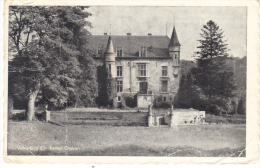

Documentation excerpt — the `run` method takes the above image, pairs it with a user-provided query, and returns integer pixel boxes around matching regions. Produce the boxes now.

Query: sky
[87,6,247,60]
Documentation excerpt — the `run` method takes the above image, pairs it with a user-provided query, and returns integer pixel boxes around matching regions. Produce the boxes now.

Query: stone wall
[115,58,179,95]
[148,108,206,127]
[51,111,149,126]
[166,111,205,126]
[137,94,153,108]
[115,58,179,108]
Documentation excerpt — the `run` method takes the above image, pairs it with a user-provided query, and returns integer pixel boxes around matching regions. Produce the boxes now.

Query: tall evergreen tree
[176,73,194,108]
[192,20,236,114]
[9,6,96,121]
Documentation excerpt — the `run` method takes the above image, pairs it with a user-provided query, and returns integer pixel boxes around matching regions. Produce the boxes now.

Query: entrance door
[139,82,148,94]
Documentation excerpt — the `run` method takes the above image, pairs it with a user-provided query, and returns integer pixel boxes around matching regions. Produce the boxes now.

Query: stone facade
[91,27,181,108]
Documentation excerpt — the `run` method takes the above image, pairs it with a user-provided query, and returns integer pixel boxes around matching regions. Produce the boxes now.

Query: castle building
[90,26,181,108]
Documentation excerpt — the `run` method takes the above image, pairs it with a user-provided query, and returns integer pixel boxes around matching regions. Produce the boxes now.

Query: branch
[25,26,32,46]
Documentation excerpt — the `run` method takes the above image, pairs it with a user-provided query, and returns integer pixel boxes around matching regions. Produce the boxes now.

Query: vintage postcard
[3,0,259,164]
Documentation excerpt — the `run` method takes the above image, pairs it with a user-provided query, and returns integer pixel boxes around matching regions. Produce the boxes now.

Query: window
[117,66,122,77]
[163,97,167,101]
[117,96,121,102]
[107,82,111,89]
[97,47,103,57]
[175,54,177,60]
[116,47,123,57]
[108,64,111,77]
[139,82,148,94]
[161,81,168,92]
[162,66,168,76]
[139,46,147,57]
[138,64,147,77]
[116,81,123,92]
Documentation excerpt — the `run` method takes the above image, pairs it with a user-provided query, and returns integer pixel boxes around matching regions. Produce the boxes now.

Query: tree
[192,20,236,114]
[175,72,207,110]
[237,93,246,115]
[176,73,194,108]
[9,6,96,121]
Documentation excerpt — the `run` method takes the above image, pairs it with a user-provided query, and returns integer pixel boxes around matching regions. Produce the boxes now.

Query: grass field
[7,121,246,156]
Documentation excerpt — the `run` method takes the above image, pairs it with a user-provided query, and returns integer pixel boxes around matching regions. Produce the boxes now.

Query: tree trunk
[26,91,38,121]
[26,82,40,121]
[8,97,14,119]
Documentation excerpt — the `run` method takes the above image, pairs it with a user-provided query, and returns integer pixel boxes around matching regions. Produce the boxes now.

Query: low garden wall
[50,111,148,126]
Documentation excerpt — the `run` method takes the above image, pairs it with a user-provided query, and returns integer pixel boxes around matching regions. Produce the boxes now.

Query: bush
[211,98,234,115]
[153,102,171,109]
[123,94,137,108]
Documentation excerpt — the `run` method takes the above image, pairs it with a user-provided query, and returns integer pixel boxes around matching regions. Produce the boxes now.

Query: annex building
[89,26,181,108]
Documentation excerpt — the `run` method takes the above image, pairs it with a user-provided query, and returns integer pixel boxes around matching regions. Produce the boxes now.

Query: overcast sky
[87,6,246,60]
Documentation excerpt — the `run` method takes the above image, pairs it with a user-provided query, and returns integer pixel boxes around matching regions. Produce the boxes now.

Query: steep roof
[168,27,181,46]
[88,35,170,57]
[105,36,115,54]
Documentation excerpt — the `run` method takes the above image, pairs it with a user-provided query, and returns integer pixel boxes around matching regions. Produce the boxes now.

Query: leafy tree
[192,20,236,114]
[9,6,96,121]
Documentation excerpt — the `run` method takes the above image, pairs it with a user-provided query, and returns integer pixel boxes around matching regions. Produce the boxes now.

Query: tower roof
[105,36,115,54]
[169,27,181,46]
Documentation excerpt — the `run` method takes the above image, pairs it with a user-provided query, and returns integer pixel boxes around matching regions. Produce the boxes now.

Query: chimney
[148,33,152,36]
[127,33,131,36]
[104,33,108,35]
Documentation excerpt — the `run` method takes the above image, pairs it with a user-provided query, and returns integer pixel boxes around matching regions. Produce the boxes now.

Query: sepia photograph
[4,2,257,163]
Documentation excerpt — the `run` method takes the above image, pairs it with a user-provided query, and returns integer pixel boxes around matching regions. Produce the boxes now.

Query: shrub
[123,94,137,108]
[153,102,171,109]
[211,98,234,115]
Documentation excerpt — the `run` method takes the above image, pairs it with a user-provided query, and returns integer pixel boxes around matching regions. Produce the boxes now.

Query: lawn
[7,121,246,156]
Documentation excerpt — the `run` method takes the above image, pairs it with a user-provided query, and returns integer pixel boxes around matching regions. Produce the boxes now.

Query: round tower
[168,27,181,65]
[104,36,117,107]
[105,36,116,77]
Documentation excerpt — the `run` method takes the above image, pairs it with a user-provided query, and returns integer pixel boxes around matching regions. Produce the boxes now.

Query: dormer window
[97,47,103,57]
[116,47,123,57]
[139,46,147,57]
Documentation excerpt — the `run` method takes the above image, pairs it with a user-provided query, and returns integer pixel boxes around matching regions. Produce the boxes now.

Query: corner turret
[168,27,181,63]
[104,36,117,107]
[105,36,116,62]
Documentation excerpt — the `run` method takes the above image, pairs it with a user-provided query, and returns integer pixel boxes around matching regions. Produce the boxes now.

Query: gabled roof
[169,27,181,46]
[88,35,170,57]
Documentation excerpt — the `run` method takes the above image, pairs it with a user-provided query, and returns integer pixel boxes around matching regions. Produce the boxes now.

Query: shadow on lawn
[8,145,245,157]
[10,112,45,122]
